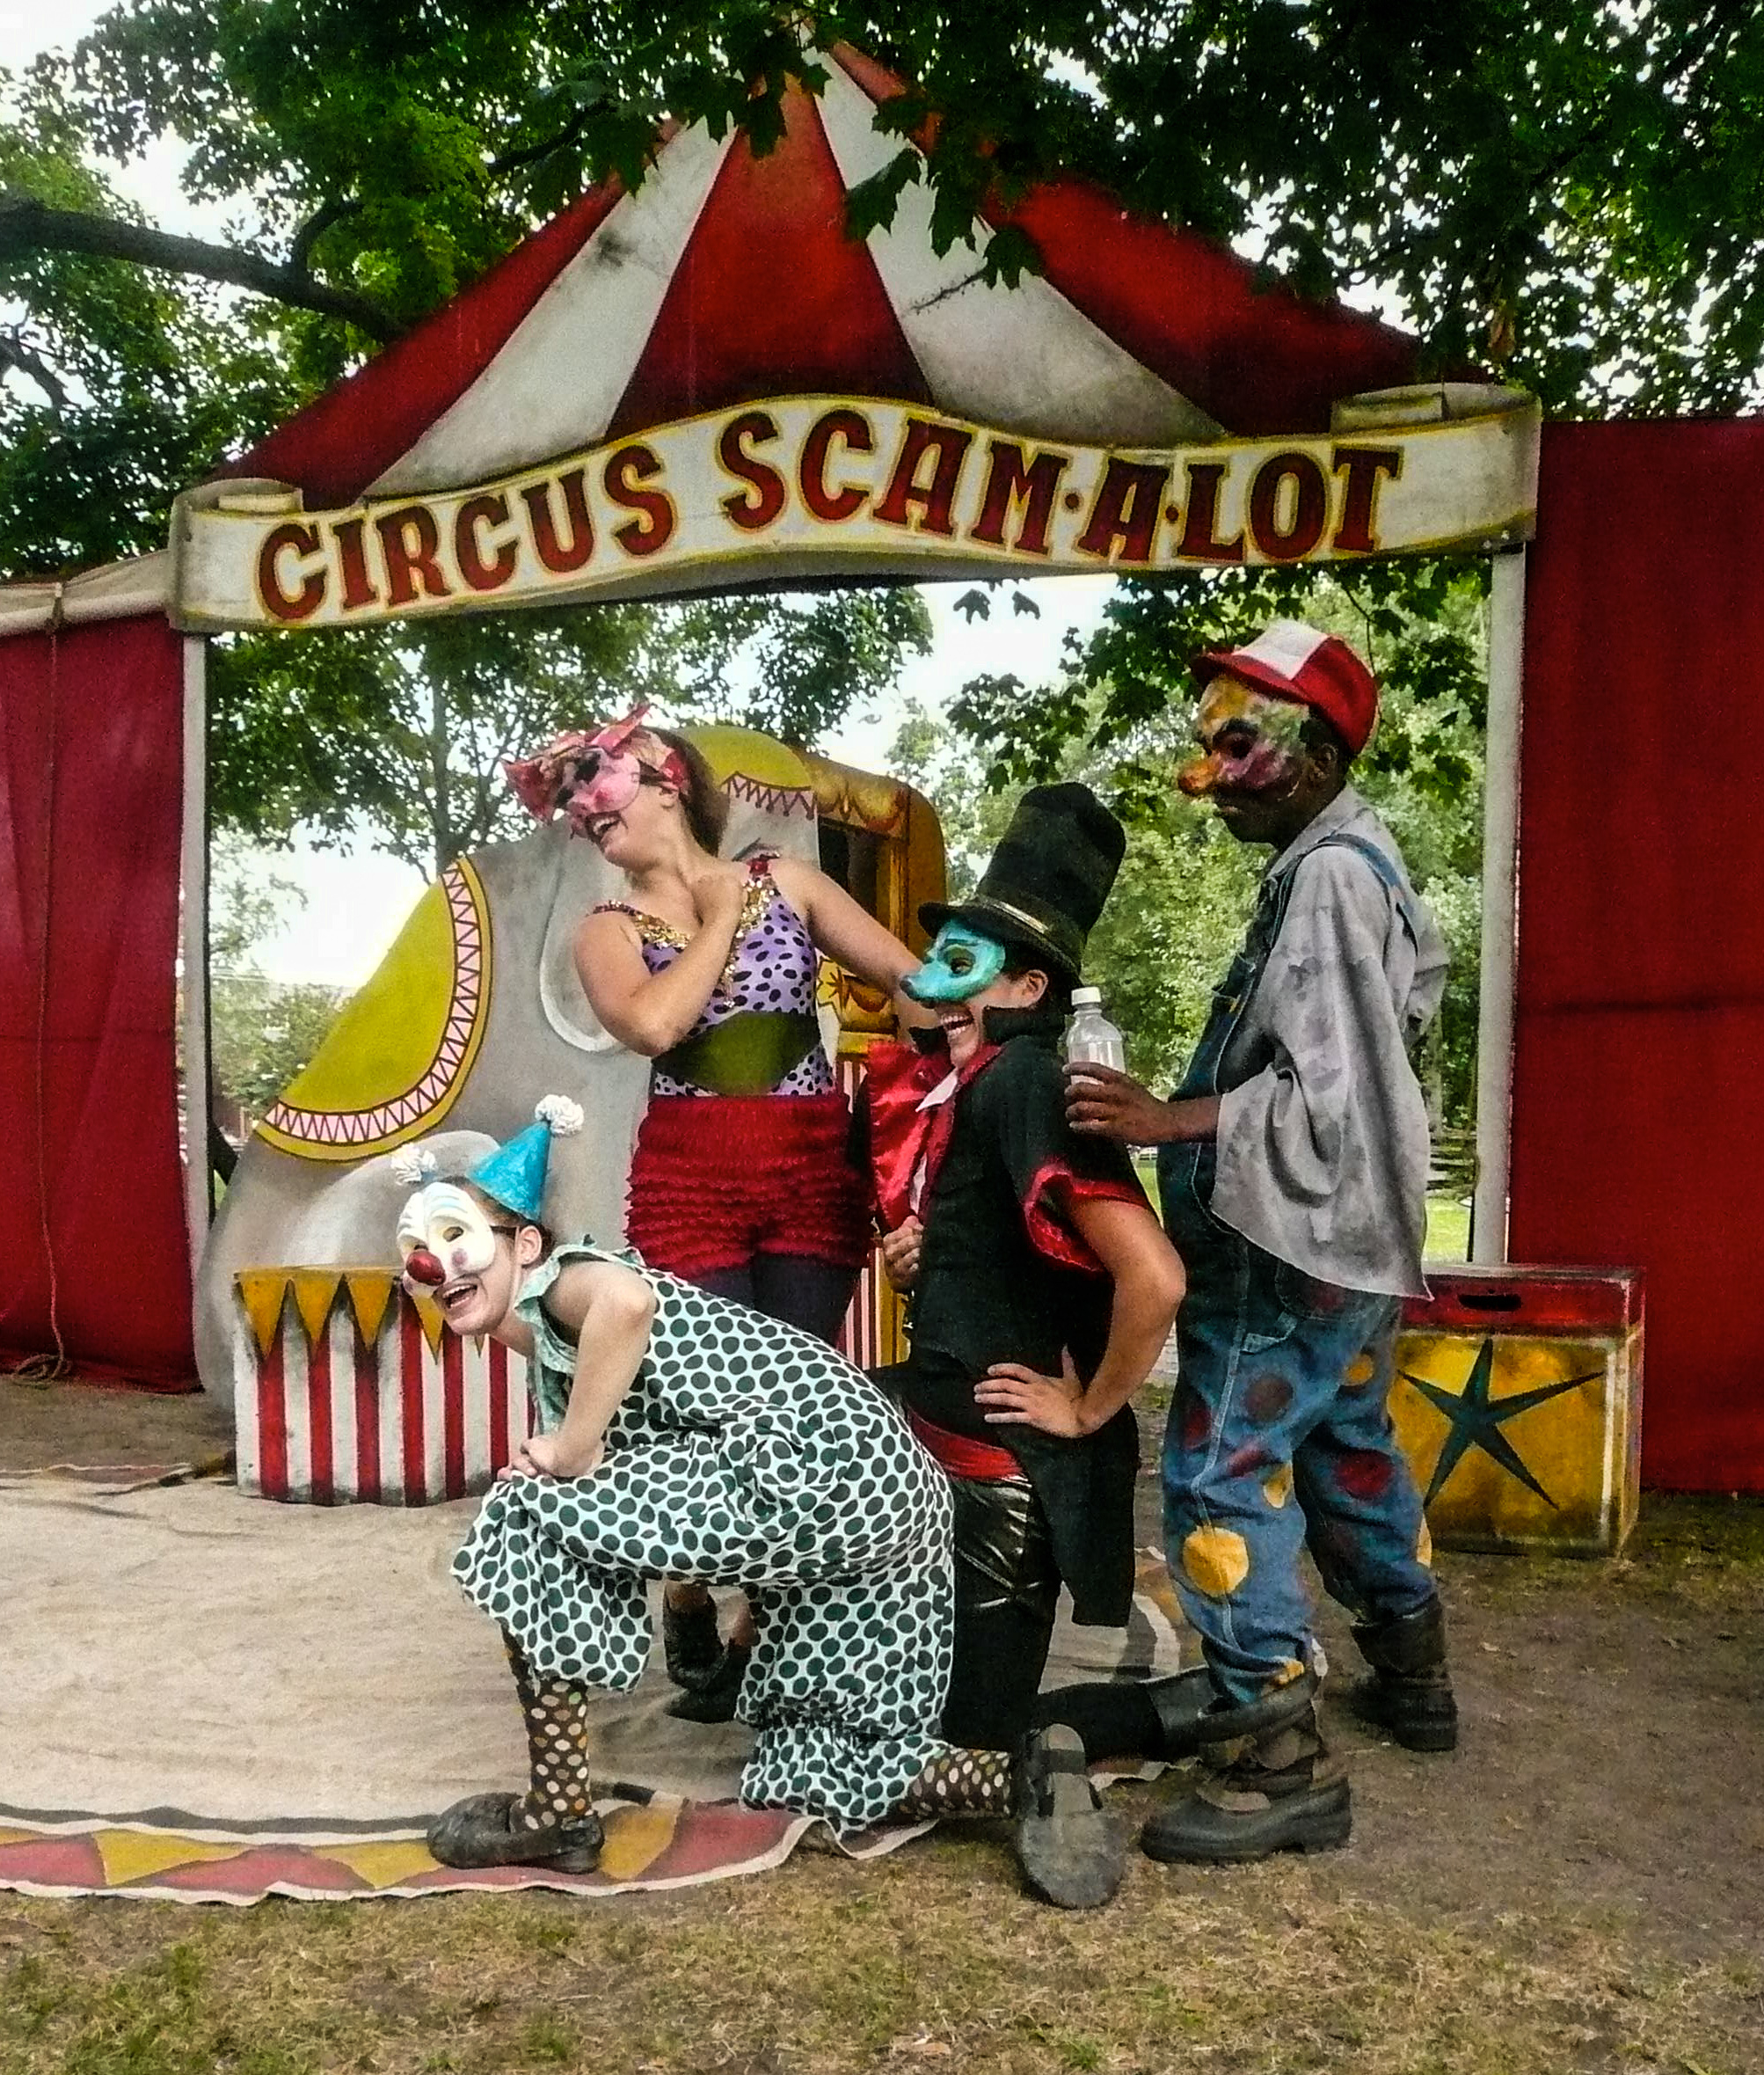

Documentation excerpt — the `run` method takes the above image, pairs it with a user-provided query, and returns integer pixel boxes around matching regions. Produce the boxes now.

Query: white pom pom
[389,1146,438,1185]
[535,1094,584,1138]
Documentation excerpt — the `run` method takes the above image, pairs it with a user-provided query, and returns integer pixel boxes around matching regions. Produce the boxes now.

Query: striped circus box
[234,1268,533,1504]
[1393,1265,1644,1557]
[834,1049,908,1373]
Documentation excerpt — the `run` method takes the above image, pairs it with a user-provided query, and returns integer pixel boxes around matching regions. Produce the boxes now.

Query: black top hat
[920,782,1126,983]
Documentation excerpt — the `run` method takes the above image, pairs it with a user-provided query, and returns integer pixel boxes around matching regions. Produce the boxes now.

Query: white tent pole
[1471,545,1527,1265]
[179,632,211,1275]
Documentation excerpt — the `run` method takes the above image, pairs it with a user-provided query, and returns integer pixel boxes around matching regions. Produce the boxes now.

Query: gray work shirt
[1210,786,1447,1299]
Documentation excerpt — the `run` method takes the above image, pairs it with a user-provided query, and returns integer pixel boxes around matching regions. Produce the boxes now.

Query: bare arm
[974,1196,1185,1440]
[514,1259,657,1480]
[1064,1062,1221,1146]
[769,855,935,1031]
[573,873,747,1056]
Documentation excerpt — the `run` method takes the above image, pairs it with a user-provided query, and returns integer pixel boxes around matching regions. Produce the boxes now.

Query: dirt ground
[4,1374,1761,2073]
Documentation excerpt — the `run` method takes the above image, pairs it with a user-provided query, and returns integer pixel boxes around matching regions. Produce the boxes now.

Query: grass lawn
[5,1496,1763,2075]
[1425,1194,1471,1261]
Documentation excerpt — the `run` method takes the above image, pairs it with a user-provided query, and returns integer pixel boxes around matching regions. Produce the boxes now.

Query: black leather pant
[939,1474,1063,1749]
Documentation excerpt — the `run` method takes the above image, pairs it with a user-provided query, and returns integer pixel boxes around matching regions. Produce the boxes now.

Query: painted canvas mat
[0,1801,923,1907]
[1,1481,1185,1905]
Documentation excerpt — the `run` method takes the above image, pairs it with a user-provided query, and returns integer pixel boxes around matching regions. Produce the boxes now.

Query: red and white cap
[1195,620,1380,756]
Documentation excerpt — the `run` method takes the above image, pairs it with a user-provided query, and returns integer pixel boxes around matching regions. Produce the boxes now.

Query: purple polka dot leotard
[595,858,834,1098]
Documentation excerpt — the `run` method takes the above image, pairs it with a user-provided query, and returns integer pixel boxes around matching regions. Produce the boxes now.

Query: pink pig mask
[505,705,690,837]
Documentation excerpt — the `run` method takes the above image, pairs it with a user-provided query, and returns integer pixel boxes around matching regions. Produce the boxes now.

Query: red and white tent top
[225,44,1447,510]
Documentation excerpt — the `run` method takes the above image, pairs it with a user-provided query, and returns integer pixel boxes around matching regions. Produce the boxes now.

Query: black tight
[940,1556,1057,1750]
[696,1254,859,1346]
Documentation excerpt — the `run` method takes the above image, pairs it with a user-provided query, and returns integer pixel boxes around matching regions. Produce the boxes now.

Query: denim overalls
[1156,835,1438,1704]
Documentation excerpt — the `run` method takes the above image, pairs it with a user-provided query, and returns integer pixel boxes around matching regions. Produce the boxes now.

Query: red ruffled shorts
[625,1092,871,1282]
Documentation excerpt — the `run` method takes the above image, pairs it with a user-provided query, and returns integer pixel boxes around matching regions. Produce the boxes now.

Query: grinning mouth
[438,1276,480,1317]
[587,811,622,846]
[938,1005,978,1048]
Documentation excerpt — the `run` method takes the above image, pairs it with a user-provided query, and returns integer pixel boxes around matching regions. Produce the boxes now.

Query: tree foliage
[211,588,929,874]
[902,562,1489,1129]
[18,0,1760,424]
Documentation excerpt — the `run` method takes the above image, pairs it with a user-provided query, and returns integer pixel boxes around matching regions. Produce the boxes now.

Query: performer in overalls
[1065,621,1458,1865]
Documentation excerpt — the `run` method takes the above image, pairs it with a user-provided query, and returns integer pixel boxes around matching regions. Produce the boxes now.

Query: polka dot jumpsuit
[453,1243,962,1833]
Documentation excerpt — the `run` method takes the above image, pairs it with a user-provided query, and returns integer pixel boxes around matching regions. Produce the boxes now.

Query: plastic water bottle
[1065,987,1126,1073]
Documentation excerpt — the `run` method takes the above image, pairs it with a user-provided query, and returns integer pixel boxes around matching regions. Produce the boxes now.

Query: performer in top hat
[1064,619,1457,1867]
[866,784,1190,1775]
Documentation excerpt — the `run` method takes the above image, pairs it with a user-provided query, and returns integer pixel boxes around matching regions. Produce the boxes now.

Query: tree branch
[0,192,405,341]
[288,194,364,275]
[0,326,68,412]
[486,110,587,179]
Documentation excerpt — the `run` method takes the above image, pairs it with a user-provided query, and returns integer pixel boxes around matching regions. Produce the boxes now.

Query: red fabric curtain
[0,613,196,1385]
[1509,420,1764,1490]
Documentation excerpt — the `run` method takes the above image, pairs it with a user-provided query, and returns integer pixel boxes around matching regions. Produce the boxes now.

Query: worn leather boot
[1348,1597,1459,1752]
[426,1792,604,1874]
[1141,1682,1351,1866]
[1011,1726,1127,1910]
[662,1592,724,1691]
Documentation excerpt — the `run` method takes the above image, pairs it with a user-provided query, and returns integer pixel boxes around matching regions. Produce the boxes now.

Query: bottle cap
[1070,985,1102,1007]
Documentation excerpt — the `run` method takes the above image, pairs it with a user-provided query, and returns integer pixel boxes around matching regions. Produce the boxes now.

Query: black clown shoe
[1011,1726,1127,1910]
[426,1792,604,1874]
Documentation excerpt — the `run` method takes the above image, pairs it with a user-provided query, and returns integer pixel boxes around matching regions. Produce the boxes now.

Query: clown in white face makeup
[396,1176,535,1337]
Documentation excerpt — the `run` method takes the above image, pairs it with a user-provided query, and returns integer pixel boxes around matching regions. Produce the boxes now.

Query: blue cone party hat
[468,1096,583,1221]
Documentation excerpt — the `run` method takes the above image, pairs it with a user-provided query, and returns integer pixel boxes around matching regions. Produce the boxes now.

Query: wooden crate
[1393,1266,1643,1556]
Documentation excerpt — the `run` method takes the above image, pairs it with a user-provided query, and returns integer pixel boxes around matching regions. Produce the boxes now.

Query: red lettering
[256,522,326,622]
[1075,458,1170,564]
[799,409,874,522]
[872,419,973,537]
[375,505,452,608]
[1177,463,1245,563]
[521,471,595,574]
[1332,446,1403,553]
[604,446,675,559]
[332,517,380,612]
[1247,452,1329,561]
[718,411,787,532]
[455,493,519,592]
[967,442,1068,557]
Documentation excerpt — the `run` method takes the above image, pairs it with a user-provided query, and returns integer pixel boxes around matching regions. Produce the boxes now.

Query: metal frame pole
[1470,546,1527,1264]
[179,632,211,1275]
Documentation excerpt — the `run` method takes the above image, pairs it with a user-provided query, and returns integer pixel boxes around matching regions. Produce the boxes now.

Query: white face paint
[397,1180,501,1284]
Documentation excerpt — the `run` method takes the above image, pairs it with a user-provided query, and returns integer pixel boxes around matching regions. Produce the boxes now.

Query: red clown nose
[405,1248,446,1287]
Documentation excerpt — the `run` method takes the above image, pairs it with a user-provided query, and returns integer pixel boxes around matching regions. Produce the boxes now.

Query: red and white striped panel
[234,1279,534,1505]
[835,1053,902,1373]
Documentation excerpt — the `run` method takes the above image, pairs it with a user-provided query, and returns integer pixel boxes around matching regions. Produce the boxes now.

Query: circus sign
[171,391,1540,632]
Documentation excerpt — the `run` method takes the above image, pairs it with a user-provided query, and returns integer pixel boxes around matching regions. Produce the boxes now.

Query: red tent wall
[1508,420,1764,1490]
[0,614,195,1384]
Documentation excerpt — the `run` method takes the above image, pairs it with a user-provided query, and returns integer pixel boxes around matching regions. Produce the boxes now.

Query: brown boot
[1141,1682,1351,1866]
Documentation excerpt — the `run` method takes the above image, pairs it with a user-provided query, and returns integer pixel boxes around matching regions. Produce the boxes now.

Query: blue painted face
[903,922,1009,1005]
